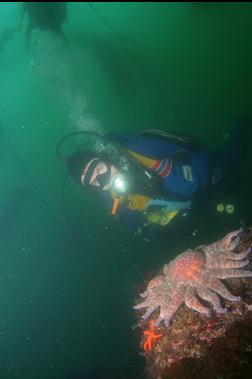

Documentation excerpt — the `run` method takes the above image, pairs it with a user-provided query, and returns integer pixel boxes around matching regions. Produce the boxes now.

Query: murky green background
[0,3,252,378]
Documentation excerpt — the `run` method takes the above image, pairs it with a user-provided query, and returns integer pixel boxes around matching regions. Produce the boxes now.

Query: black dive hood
[56,130,165,198]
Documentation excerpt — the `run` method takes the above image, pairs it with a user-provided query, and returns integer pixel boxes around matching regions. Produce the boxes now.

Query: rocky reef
[134,228,252,379]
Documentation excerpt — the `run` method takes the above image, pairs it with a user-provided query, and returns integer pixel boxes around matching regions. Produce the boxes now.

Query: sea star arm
[217,229,241,251]
[218,247,251,261]
[208,259,249,270]
[184,287,211,316]
[196,285,226,313]
[215,268,252,279]
[206,277,241,301]
[155,294,184,327]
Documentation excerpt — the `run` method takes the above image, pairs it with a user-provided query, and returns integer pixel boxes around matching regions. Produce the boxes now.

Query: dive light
[111,174,128,195]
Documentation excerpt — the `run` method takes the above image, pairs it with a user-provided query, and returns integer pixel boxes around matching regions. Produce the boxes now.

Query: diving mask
[81,159,111,190]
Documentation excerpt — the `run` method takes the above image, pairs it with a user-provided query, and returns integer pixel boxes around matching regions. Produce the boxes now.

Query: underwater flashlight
[111,174,128,195]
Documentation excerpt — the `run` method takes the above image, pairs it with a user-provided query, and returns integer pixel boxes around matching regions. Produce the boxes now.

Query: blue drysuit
[97,122,249,240]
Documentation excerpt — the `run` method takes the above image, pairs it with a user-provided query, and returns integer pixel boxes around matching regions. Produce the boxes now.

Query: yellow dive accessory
[146,210,178,226]
[110,193,151,215]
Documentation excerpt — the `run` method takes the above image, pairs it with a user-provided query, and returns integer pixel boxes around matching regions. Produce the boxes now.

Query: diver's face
[81,159,118,190]
[90,161,110,190]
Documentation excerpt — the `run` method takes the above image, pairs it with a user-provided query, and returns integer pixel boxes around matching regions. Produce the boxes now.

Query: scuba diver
[20,2,68,47]
[58,120,250,241]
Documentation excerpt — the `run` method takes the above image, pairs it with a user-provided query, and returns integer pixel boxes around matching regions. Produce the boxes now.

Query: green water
[0,3,252,378]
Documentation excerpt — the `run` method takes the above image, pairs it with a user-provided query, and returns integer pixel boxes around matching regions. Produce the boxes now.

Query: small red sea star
[143,319,162,352]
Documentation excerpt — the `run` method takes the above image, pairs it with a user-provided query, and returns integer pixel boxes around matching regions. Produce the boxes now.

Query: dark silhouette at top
[21,2,68,46]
